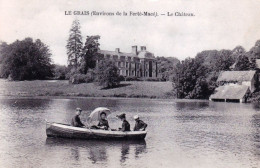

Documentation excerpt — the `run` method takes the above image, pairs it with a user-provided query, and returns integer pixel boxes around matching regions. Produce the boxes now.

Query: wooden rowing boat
[46,122,147,140]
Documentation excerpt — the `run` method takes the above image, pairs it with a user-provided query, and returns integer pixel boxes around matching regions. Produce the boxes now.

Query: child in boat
[116,113,130,132]
[133,115,147,131]
[71,108,85,128]
[97,112,110,130]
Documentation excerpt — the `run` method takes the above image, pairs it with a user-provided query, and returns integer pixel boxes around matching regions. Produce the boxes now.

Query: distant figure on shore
[116,113,130,132]
[133,115,147,131]
[97,112,110,130]
[71,108,85,127]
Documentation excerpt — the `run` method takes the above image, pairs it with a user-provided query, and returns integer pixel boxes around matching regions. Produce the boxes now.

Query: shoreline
[0,95,209,102]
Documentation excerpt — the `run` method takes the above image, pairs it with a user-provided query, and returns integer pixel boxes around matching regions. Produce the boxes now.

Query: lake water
[0,97,260,168]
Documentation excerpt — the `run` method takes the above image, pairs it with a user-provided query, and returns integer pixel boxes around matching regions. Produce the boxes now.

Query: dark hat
[116,113,126,119]
[76,107,82,112]
[100,112,107,116]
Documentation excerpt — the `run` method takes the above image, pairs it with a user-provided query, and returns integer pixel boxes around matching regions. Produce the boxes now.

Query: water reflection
[251,113,260,157]
[175,101,209,111]
[1,97,260,167]
[120,143,129,163]
[45,138,146,164]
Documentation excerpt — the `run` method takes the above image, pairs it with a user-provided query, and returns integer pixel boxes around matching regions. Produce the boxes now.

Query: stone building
[97,46,158,78]
[209,70,258,103]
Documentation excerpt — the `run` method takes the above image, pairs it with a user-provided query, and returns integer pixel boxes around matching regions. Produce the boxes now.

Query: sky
[0,0,260,65]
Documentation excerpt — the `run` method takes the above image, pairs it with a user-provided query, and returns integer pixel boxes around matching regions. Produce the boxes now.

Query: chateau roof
[98,50,136,57]
[98,49,156,59]
[217,70,256,82]
[210,84,250,99]
[138,51,155,59]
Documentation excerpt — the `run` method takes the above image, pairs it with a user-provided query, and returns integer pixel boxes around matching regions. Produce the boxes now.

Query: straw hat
[134,115,139,120]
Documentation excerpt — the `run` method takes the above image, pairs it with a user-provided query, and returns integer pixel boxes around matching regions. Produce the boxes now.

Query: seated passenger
[97,112,110,130]
[71,108,85,127]
[116,113,130,132]
[133,115,147,131]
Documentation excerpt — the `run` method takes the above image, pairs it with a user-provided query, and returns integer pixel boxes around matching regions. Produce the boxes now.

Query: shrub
[145,78,161,82]
[69,73,94,84]
[118,75,125,81]
[53,65,68,80]
[113,93,127,97]
[69,74,85,84]
[125,76,140,81]
[65,68,79,80]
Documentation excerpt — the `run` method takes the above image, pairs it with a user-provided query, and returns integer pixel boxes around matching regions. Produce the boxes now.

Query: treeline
[172,41,260,99]
[0,19,177,88]
[0,38,70,81]
[0,19,121,89]
[0,38,53,80]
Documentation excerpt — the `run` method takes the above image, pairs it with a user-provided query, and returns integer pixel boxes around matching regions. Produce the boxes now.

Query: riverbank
[0,79,174,99]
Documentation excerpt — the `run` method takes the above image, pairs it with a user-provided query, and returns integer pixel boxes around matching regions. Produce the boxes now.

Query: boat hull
[46,122,147,140]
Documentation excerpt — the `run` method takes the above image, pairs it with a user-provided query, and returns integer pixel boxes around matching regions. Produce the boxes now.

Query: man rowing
[71,107,85,127]
[133,115,147,131]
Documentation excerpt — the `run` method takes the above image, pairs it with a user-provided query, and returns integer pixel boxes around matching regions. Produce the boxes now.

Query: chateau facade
[97,46,158,78]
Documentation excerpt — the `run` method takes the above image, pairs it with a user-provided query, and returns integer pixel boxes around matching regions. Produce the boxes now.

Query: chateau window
[126,62,129,68]
[126,70,128,76]
[113,55,118,60]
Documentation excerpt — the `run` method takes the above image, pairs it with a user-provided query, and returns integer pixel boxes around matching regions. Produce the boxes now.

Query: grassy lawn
[0,79,174,99]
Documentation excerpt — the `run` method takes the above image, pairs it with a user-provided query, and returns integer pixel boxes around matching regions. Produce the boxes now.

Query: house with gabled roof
[210,70,258,103]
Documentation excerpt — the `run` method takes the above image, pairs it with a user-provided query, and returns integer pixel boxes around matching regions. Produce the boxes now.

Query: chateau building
[97,46,158,78]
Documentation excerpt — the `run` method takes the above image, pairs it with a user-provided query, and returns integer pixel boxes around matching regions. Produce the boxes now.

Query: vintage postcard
[0,0,260,167]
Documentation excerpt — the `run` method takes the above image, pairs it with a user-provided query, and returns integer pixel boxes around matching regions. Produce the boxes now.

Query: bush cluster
[69,72,94,84]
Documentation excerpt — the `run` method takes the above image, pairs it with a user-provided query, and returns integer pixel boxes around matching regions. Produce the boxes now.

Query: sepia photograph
[0,0,260,167]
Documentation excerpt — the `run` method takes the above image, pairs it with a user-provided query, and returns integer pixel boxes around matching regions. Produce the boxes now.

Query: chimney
[141,46,146,51]
[115,48,120,53]
[132,46,137,55]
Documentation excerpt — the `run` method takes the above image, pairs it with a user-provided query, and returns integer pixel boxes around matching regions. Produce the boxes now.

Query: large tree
[0,38,53,80]
[66,19,83,69]
[231,46,246,59]
[80,35,100,74]
[248,40,260,59]
[172,58,209,98]
[234,54,254,71]
[95,59,120,88]
[156,56,179,81]
[172,49,235,99]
